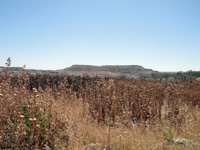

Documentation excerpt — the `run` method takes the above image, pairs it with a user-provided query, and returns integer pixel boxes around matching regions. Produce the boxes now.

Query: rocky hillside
[59,65,158,78]
[0,65,158,78]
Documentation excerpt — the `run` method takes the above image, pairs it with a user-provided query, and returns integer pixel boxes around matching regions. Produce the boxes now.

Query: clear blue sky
[0,0,199,71]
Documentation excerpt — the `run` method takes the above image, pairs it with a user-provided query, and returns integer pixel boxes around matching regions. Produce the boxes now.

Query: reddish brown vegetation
[0,74,200,149]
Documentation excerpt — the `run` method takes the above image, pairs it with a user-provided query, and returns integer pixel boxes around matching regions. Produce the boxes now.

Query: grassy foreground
[0,74,200,149]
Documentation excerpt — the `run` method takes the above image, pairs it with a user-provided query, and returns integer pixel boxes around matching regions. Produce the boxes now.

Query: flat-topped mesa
[63,65,158,78]
[0,65,158,78]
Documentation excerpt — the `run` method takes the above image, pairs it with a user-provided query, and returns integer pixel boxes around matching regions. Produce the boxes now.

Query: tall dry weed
[0,74,200,149]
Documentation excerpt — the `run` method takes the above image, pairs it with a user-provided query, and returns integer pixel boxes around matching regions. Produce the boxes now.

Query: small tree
[5,57,11,78]
[20,64,26,76]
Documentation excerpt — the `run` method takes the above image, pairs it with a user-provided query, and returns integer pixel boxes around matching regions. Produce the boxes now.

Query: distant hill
[0,67,60,75]
[0,65,158,78]
[58,65,159,78]
[1,65,200,80]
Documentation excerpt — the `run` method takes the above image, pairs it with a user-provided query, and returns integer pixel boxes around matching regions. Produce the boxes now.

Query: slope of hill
[0,65,158,78]
[59,65,158,78]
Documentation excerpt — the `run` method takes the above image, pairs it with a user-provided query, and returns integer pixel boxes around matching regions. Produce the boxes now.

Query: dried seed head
[33,88,38,93]
[39,108,43,112]
[118,135,122,140]
[20,115,24,118]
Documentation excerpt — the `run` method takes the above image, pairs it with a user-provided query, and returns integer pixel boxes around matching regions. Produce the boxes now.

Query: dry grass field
[0,74,200,149]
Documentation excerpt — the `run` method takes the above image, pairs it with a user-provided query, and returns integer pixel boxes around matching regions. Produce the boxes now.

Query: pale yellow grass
[51,97,200,150]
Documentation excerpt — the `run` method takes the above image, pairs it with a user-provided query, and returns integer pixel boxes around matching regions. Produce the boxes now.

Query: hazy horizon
[0,63,198,73]
[0,0,199,72]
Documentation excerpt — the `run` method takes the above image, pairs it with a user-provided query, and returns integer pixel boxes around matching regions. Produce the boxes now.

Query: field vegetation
[0,68,200,149]
[152,71,200,81]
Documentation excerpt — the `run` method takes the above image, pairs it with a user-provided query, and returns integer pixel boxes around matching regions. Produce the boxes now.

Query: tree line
[151,70,200,81]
